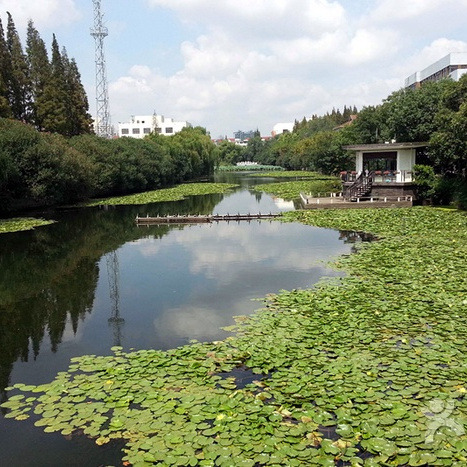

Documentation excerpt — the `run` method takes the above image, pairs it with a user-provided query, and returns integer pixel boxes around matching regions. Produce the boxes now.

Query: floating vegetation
[254,171,336,179]
[3,206,467,465]
[86,183,238,206]
[253,179,342,200]
[216,165,284,172]
[0,217,54,234]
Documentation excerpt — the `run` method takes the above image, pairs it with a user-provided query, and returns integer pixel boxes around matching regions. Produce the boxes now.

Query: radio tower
[90,0,112,138]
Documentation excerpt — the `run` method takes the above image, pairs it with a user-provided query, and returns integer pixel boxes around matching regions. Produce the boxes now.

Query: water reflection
[0,174,366,466]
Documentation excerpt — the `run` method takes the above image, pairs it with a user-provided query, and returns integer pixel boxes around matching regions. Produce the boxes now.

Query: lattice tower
[90,0,112,138]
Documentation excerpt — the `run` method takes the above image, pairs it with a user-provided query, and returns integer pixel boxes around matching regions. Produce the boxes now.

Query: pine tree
[26,20,51,130]
[40,34,68,134]
[0,18,12,117]
[62,48,93,135]
[6,12,32,122]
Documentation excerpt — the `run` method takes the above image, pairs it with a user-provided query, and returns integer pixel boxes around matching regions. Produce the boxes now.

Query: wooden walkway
[136,213,282,224]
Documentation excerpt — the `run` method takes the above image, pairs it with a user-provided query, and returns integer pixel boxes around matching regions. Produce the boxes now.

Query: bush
[413,164,437,203]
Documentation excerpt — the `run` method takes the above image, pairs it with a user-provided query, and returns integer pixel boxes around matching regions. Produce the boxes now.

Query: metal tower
[90,0,112,138]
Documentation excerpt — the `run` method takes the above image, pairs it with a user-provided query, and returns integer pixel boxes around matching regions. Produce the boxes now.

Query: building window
[121,128,129,135]
[132,128,140,134]
[363,152,397,172]
[156,128,162,133]
[165,127,173,134]
[143,128,151,134]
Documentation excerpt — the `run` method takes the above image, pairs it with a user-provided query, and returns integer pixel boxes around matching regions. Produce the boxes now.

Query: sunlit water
[0,174,359,466]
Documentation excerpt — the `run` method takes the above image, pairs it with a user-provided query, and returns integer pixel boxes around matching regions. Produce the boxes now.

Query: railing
[340,170,413,183]
[301,191,344,198]
[346,195,413,203]
[300,192,343,205]
[301,194,413,206]
[346,171,373,201]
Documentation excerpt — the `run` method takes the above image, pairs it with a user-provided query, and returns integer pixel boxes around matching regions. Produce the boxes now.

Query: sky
[1,0,467,138]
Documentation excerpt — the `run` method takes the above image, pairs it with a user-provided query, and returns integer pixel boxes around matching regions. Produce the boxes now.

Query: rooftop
[343,142,428,151]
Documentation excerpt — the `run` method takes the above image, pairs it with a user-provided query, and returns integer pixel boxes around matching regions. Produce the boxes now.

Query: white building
[405,52,467,89]
[118,114,191,139]
[271,122,294,136]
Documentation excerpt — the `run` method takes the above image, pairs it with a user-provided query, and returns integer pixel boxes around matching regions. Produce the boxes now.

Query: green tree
[382,80,455,142]
[62,49,93,135]
[430,75,467,174]
[217,140,244,165]
[269,132,300,169]
[244,130,263,162]
[0,19,12,117]
[346,105,389,144]
[6,12,32,122]
[26,20,51,130]
[39,35,68,134]
[413,164,437,202]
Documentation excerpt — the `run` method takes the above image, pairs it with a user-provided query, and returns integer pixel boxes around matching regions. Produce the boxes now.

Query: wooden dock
[136,213,282,224]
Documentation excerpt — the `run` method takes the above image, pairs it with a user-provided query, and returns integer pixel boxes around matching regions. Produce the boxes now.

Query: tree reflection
[0,192,224,402]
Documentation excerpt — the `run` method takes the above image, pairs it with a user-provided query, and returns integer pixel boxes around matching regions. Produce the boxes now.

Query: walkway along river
[0,173,365,466]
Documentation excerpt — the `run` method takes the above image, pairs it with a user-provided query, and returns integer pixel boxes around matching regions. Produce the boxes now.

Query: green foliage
[255,171,330,178]
[382,81,454,142]
[0,217,54,234]
[413,164,437,202]
[216,140,245,165]
[253,178,342,200]
[0,13,90,135]
[146,126,218,183]
[430,74,467,174]
[0,119,93,208]
[0,120,220,211]
[435,175,467,210]
[293,105,358,138]
[4,207,467,466]
[86,183,238,206]
[5,13,32,123]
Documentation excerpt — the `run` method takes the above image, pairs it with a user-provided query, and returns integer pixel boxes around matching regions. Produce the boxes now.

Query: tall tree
[26,20,51,130]
[6,12,32,122]
[39,34,68,134]
[430,75,467,174]
[0,18,12,117]
[62,49,93,135]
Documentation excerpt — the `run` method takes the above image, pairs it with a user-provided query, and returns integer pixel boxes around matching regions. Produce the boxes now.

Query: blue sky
[1,0,467,138]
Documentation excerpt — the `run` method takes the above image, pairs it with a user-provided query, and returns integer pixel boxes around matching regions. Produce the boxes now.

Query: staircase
[346,171,373,201]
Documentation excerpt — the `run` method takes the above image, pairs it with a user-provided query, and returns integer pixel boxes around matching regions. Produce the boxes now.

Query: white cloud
[0,0,81,31]
[147,0,346,41]
[370,0,467,22]
[107,0,467,135]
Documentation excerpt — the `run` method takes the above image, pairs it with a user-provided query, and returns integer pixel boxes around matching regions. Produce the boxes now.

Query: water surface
[0,174,357,466]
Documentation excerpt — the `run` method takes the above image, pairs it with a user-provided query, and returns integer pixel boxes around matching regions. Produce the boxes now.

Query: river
[0,173,359,466]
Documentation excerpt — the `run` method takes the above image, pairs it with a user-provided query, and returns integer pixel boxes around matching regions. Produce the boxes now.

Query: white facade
[351,143,424,183]
[272,122,294,136]
[405,53,467,88]
[118,114,191,139]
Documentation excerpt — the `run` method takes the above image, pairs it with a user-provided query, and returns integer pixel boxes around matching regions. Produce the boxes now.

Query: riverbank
[3,206,466,466]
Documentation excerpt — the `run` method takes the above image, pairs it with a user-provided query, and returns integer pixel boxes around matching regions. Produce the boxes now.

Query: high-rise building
[405,52,467,89]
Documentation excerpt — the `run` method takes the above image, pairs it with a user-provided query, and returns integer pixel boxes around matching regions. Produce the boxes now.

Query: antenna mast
[90,0,112,138]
